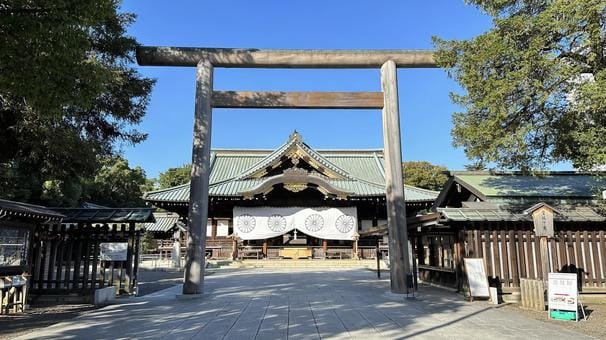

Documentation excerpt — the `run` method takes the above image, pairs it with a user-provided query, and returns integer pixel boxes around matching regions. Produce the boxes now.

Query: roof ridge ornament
[289,130,302,143]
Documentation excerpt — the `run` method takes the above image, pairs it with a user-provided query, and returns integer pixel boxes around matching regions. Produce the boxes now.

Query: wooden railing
[358,246,377,259]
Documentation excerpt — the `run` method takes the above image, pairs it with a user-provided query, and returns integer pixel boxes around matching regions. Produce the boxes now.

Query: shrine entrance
[136,47,437,295]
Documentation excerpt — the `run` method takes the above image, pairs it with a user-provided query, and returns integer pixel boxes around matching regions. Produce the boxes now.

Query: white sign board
[548,272,578,311]
[464,258,490,297]
[100,242,128,261]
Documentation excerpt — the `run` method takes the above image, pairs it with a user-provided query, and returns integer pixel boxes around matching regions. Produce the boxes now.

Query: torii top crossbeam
[136,46,437,68]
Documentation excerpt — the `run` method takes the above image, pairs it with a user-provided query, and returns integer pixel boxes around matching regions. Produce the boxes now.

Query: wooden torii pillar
[136,47,437,295]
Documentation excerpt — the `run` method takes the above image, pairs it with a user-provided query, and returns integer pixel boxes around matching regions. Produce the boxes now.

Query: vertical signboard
[548,272,578,321]
[464,258,490,298]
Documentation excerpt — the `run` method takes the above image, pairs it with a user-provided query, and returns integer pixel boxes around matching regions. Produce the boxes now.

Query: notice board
[548,272,578,320]
[100,242,128,261]
[464,258,490,297]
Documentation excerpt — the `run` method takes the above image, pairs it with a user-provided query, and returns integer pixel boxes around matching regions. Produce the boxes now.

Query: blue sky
[121,1,496,179]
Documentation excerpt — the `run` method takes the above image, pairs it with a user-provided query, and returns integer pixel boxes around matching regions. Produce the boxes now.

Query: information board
[548,272,578,320]
[464,258,490,297]
[100,242,128,261]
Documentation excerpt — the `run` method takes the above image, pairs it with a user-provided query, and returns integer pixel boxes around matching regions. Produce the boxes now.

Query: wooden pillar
[380,60,410,294]
[183,58,213,295]
[211,219,218,240]
[232,237,238,260]
[262,240,268,259]
[353,238,359,259]
[454,230,464,292]
[125,222,135,294]
[172,228,182,268]
[416,234,424,265]
[90,226,99,290]
[133,231,141,293]
[540,236,550,285]
[322,239,328,259]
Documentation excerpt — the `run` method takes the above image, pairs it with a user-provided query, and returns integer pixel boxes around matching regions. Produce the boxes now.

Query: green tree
[82,156,148,207]
[434,0,606,171]
[0,1,154,205]
[403,161,448,191]
[140,231,157,254]
[158,164,192,189]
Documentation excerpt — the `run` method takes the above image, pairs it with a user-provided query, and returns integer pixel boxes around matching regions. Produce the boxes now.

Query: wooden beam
[381,60,411,294]
[211,91,383,109]
[136,46,437,68]
[182,59,213,295]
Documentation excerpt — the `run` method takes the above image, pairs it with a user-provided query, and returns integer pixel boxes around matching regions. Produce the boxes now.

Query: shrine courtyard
[17,268,588,340]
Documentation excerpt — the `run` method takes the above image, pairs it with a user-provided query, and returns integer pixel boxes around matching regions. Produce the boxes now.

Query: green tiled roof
[236,132,353,180]
[143,213,182,232]
[438,206,605,222]
[144,135,439,204]
[454,172,606,199]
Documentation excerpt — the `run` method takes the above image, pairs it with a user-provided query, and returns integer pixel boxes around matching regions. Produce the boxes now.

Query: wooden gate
[28,223,141,297]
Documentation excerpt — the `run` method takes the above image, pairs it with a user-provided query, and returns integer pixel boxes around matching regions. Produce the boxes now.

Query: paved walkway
[21,268,591,339]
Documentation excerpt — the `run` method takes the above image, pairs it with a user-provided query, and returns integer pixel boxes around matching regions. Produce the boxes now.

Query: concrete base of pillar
[382,291,416,301]
[175,293,206,300]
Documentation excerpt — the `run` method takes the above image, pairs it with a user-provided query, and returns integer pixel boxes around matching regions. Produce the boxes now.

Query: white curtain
[233,206,358,241]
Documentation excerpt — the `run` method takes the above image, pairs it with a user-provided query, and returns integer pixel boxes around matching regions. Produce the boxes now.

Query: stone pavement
[20,268,591,339]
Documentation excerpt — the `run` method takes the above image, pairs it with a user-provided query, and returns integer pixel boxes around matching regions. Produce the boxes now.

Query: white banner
[233,206,358,241]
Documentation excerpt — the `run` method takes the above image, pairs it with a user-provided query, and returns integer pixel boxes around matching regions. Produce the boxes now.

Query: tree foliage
[402,161,448,191]
[82,156,148,207]
[0,1,154,205]
[434,0,606,170]
[158,164,192,189]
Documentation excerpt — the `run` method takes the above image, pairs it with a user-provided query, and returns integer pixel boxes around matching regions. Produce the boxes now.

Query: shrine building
[143,132,438,260]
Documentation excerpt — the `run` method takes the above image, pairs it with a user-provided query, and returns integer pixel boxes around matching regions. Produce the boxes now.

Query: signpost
[524,203,559,288]
[464,258,490,300]
[548,272,585,321]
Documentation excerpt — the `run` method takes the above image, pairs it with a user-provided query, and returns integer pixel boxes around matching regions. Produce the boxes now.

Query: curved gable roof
[143,133,439,204]
[236,131,352,180]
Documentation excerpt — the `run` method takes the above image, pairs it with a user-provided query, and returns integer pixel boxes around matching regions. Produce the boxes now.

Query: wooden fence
[28,223,141,297]
[464,227,606,290]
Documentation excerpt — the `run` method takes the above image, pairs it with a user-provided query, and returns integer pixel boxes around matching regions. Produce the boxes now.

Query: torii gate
[136,47,437,295]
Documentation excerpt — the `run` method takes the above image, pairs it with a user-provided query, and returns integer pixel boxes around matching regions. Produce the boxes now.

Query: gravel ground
[502,302,606,338]
[0,268,184,339]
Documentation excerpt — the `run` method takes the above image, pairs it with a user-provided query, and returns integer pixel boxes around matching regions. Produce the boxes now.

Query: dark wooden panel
[558,230,567,269]
[509,230,519,286]
[587,231,596,285]
[527,232,536,279]
[594,231,602,286]
[601,231,606,286]
[517,230,526,279]
[493,230,501,280]
[534,233,544,280]
[575,231,583,286]
[484,230,492,278]
[212,91,384,109]
[500,231,510,285]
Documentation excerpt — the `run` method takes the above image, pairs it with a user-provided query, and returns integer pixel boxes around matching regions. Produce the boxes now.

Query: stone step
[224,259,388,269]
